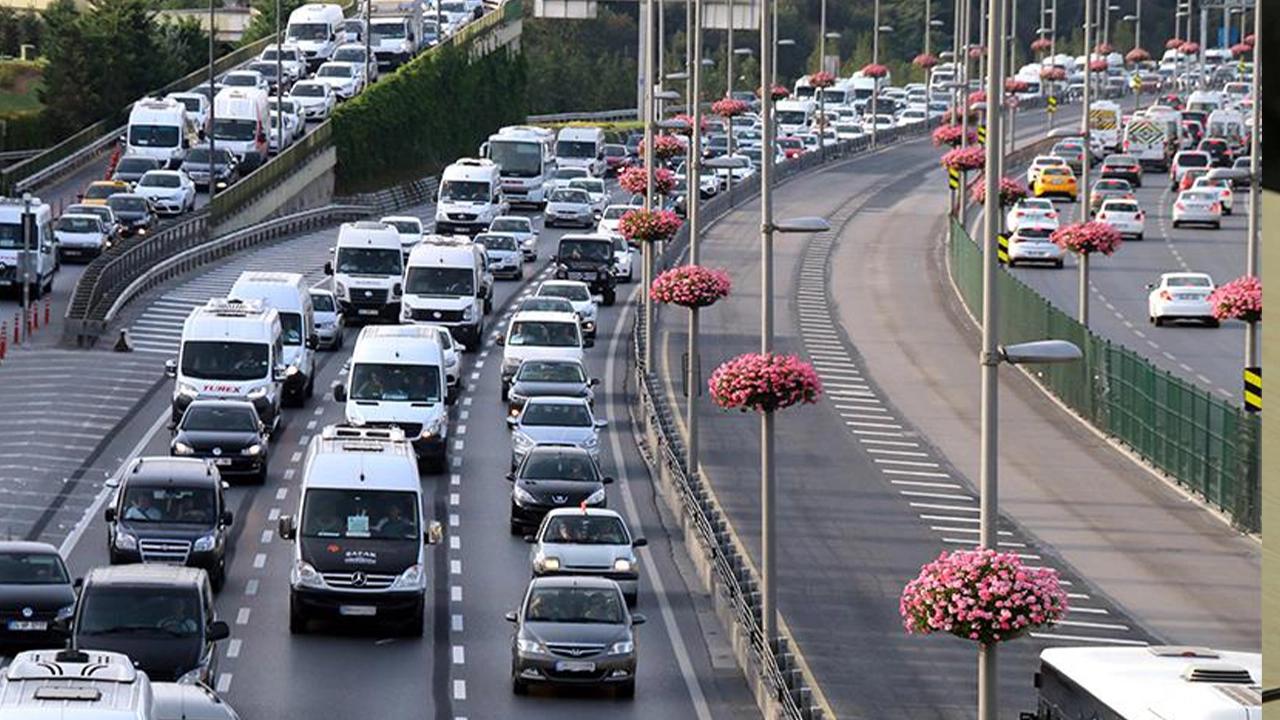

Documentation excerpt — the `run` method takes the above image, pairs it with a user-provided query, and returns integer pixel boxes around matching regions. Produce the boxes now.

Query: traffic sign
[1244,367,1261,412]
[1130,74,1142,90]
[1047,96,1058,113]
[948,167,960,190]
[977,125,987,145]
[997,233,1009,264]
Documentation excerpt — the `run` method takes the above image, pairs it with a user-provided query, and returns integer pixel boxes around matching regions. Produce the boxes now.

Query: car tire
[1212,222,1220,229]
[616,679,636,700]
[1207,318,1221,328]
[509,517,523,536]
[603,288,616,307]
[210,560,226,592]
[624,590,638,607]
[1054,260,1064,269]
[289,599,308,634]
[404,604,425,637]
[1153,316,1164,327]
[1135,233,1144,241]
[512,676,529,695]
[1171,221,1179,229]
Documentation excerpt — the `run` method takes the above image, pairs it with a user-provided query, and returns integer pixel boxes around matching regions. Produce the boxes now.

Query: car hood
[537,541,631,569]
[114,209,150,221]
[546,202,589,212]
[174,429,260,452]
[403,295,473,311]
[510,380,590,399]
[74,635,202,681]
[0,583,75,614]
[300,536,419,574]
[137,187,182,199]
[504,346,583,366]
[345,398,443,426]
[55,230,105,245]
[116,521,216,539]
[524,621,629,646]
[519,426,595,446]
[515,478,603,505]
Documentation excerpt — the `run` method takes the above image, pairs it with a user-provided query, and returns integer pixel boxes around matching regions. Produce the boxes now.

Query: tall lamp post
[208,0,216,202]
[1243,0,1259,372]
[1074,0,1094,326]
[1122,13,1140,111]
[275,0,282,160]
[775,37,794,86]
[817,31,840,158]
[870,19,893,148]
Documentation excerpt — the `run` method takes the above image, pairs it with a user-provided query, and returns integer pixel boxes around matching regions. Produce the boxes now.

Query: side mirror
[505,471,516,481]
[495,336,505,346]
[278,514,296,540]
[273,364,288,382]
[594,419,608,429]
[51,616,71,636]
[505,416,517,428]
[206,620,231,642]
[332,383,347,402]
[630,613,647,625]
[602,476,615,485]
[522,534,537,543]
[425,520,444,545]
[324,260,334,276]
[1145,283,1155,289]
[104,507,116,523]
[221,510,234,527]
[588,378,600,387]
[164,359,178,378]
[73,577,83,590]
[632,537,647,547]
[306,333,319,350]
[504,610,518,623]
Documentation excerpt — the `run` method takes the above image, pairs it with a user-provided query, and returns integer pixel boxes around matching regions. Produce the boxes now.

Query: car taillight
[1048,211,1058,218]
[1137,211,1145,219]
[1015,211,1025,217]
[1211,202,1222,213]
[1160,290,1172,301]
[1175,201,1186,210]
[1123,140,1130,150]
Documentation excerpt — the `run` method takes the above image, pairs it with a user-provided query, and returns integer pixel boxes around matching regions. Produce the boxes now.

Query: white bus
[480,125,556,208]
[1024,646,1261,720]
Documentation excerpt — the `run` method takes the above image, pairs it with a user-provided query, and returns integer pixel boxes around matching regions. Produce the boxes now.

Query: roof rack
[201,297,265,316]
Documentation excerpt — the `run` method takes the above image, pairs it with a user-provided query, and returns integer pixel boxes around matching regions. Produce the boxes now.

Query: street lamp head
[878,25,894,33]
[654,89,682,101]
[824,31,841,39]
[701,57,717,66]
[1037,27,1052,34]
[971,101,988,111]
[777,38,796,47]
[656,118,690,130]
[666,71,690,81]
[930,19,945,27]
[733,47,753,56]
[772,216,831,234]
[939,50,955,59]
[1122,14,1138,21]
[1107,4,1120,10]
[998,339,1083,365]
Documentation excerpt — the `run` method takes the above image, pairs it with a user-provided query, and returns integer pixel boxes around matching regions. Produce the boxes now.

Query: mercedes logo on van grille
[433,311,442,319]
[211,447,222,456]
[350,571,367,587]
[364,290,373,298]
[552,495,568,504]
[20,607,32,618]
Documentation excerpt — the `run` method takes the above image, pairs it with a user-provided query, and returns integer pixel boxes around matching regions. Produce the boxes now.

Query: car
[80,179,131,206]
[477,231,524,280]
[553,234,617,306]
[133,169,197,215]
[544,166,590,193]
[1172,189,1223,228]
[507,395,606,469]
[1089,178,1135,214]
[289,80,338,120]
[246,61,288,94]
[1050,141,1087,173]
[111,155,163,186]
[309,287,345,350]
[1006,225,1065,268]
[1169,150,1213,189]
[498,310,587,398]
[104,456,235,589]
[567,177,609,216]
[53,213,112,261]
[0,542,76,647]
[314,62,363,99]
[507,358,595,417]
[332,43,378,85]
[1180,119,1205,148]
[181,144,240,191]
[1026,155,1070,186]
[1148,272,1217,326]
[601,143,631,175]
[268,99,305,148]
[1179,166,1211,192]
[1005,197,1060,232]
[221,69,269,93]
[516,296,576,316]
[777,135,807,158]
[596,204,631,236]
[65,203,121,240]
[1098,153,1143,187]
[508,445,611,535]
[170,400,270,484]
[1191,176,1234,215]
[411,322,463,391]
[381,214,424,258]
[1096,198,1145,240]
[105,193,157,236]
[1033,166,1078,201]
[1197,137,1234,167]
[258,43,307,84]
[525,508,645,606]
[507,576,643,697]
[537,280,597,339]
[610,234,633,283]
[543,188,596,228]
[490,215,538,260]
[166,91,211,133]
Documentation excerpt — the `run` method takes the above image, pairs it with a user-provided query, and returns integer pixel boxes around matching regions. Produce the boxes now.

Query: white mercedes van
[228,271,319,406]
[400,237,491,349]
[326,221,405,322]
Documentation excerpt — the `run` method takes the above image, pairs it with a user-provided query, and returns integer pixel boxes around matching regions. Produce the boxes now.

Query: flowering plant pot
[932,124,977,148]
[1051,221,1123,256]
[1165,37,1185,49]
[638,134,687,162]
[650,265,732,309]
[900,549,1069,645]
[670,113,709,137]
[913,53,939,69]
[1030,37,1052,53]
[757,84,789,100]
[619,166,675,197]
[860,63,889,79]
[967,90,987,108]
[1209,275,1261,323]
[619,208,682,243]
[1039,66,1067,82]
[1179,42,1200,55]
[1244,34,1255,46]
[1004,78,1029,94]
[941,145,986,172]
[971,177,1029,207]
[708,353,822,413]
[712,97,750,118]
[1094,42,1113,54]
[1125,47,1151,64]
[1230,42,1252,58]
[809,71,837,88]
[1088,59,1108,72]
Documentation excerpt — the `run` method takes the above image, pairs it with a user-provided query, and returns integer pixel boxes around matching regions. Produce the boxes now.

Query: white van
[165,92,210,135]
[555,126,606,177]
[1088,100,1123,152]
[286,3,346,69]
[401,237,491,349]
[326,221,404,322]
[212,88,269,170]
[333,325,454,467]
[1123,116,1173,171]
[0,196,55,297]
[775,99,816,136]
[165,298,286,432]
[278,424,443,636]
[1186,90,1223,115]
[229,271,319,406]
[496,309,586,399]
[1206,108,1246,151]
[127,98,198,169]
[435,158,507,235]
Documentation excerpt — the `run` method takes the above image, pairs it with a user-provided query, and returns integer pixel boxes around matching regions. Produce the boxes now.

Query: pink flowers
[650,265,732,309]
[900,549,1068,646]
[968,45,986,60]
[1040,66,1067,82]
[809,71,837,88]
[1180,41,1200,55]
[1209,275,1261,323]
[1230,42,1252,58]
[1165,37,1185,50]
[1094,42,1114,55]
[1125,47,1151,64]
[860,63,889,79]
[1030,37,1053,53]
[1088,58,1108,72]
[913,52,940,69]
[709,353,822,413]
[941,145,986,172]
[618,165,676,197]
[1051,221,1123,256]
[670,113,710,137]
[967,90,987,108]
[619,208,682,243]
[758,84,790,100]
[971,177,1029,207]
[712,97,750,118]
[1004,78,1029,93]
[638,134,686,162]
[932,124,977,148]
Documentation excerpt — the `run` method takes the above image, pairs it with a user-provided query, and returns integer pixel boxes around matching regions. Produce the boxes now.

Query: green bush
[332,43,527,193]
[0,109,50,149]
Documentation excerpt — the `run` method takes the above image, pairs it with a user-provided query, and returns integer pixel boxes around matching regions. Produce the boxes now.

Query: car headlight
[291,560,325,589]
[241,443,263,456]
[612,558,634,573]
[172,441,196,456]
[316,320,334,329]
[175,667,206,686]
[512,432,536,451]
[114,532,138,551]
[392,283,403,297]
[56,603,75,621]
[535,556,561,572]
[177,382,200,399]
[507,391,527,406]
[608,640,635,655]
[517,638,547,655]
[193,533,217,552]
[390,564,426,590]
[285,364,300,377]
[421,416,445,438]
[581,435,599,450]
[247,385,269,399]
[512,485,537,505]
[462,305,475,321]
[584,487,606,506]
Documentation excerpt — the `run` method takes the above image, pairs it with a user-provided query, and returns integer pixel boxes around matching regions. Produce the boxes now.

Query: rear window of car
[1178,153,1210,166]
[1104,202,1139,213]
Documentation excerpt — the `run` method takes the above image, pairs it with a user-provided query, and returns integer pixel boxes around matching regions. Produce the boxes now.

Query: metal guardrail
[336,176,440,215]
[209,121,335,226]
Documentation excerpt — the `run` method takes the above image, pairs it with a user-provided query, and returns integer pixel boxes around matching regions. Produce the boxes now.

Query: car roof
[1161,272,1213,281]
[85,564,208,587]
[185,398,258,413]
[539,280,590,289]
[124,456,219,486]
[524,395,590,406]
[511,310,579,323]
[57,213,102,222]
[528,575,620,591]
[0,541,60,555]
[543,507,623,521]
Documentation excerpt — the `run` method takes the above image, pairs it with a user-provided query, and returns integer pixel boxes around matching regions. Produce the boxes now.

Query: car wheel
[509,517,523,536]
[1135,233,1144,241]
[501,381,510,401]
[1212,222,1220,229]
[289,598,308,634]
[210,560,227,592]
[404,603,425,637]
[512,676,529,695]
[484,296,493,315]
[603,288,616,307]
[1153,316,1164,327]
[616,679,636,700]
[1206,318,1221,328]
[1054,259,1064,269]
[1171,220,1179,228]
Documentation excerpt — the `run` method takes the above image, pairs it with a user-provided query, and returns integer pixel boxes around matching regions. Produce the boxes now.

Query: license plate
[555,660,596,672]
[214,458,232,466]
[1177,294,1201,300]
[7,621,46,631]
[569,272,592,280]
[339,605,377,616]
[358,308,380,316]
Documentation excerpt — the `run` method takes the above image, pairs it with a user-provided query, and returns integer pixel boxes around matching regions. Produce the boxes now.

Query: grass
[0,60,42,114]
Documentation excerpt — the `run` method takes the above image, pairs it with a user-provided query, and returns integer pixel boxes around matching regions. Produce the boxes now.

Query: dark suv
[508,445,612,535]
[104,457,234,590]
[554,235,617,306]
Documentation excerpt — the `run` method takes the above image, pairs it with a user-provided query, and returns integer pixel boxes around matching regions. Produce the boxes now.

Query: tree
[242,0,304,45]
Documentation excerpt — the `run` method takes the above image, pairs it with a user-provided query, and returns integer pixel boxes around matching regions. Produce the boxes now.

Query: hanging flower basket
[1040,66,1067,82]
[941,145,986,172]
[708,353,823,413]
[1179,42,1200,55]
[618,165,676,197]
[1208,275,1261,323]
[1051,221,1123,256]
[757,84,790,100]
[1244,34,1255,47]
[650,265,732,309]
[1230,42,1252,58]
[1094,42,1114,55]
[712,97,750,118]
[1030,37,1053,53]
[809,70,837,88]
[1088,58,1108,72]
[967,90,988,107]
[1005,78,1030,94]
[637,134,687,162]
[1125,47,1151,64]
[913,52,940,69]
[971,177,1029,207]
[932,124,977,147]
[1165,38,1185,50]
[860,63,889,79]
[941,107,978,125]
[619,208,683,243]
[900,549,1069,645]
[670,113,711,137]
[968,45,985,60]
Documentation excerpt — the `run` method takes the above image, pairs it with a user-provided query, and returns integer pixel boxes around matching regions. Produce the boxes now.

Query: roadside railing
[208,122,335,227]
[335,177,440,215]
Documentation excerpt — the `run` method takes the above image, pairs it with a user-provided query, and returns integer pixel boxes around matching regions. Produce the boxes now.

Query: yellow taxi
[1033,166,1078,201]
[80,180,130,205]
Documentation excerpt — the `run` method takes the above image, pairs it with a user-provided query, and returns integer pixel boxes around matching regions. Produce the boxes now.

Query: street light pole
[19,193,30,346]
[365,0,372,93]
[726,0,733,97]
[1244,0,1259,371]
[758,0,777,652]
[643,0,656,369]
[819,0,826,72]
[1135,0,1142,51]
[871,0,881,148]
[276,0,282,158]
[208,0,216,201]
[1078,0,1093,326]
[686,0,704,487]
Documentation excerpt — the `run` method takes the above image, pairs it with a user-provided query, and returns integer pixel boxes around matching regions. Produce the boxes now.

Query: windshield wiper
[87,625,189,637]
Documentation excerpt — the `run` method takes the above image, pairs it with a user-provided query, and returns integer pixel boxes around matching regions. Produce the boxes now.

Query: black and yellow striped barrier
[948,167,960,190]
[1244,367,1261,412]
[977,125,987,145]
[997,233,1009,264]
[1047,96,1058,113]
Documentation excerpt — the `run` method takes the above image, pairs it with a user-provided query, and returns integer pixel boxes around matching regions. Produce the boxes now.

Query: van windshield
[129,125,180,148]
[479,234,518,251]
[507,320,579,347]
[288,22,330,41]
[558,239,611,262]
[371,22,407,39]
[557,140,598,158]
[212,118,258,142]
[56,217,100,233]
[280,312,303,345]
[405,266,474,296]
[302,488,419,540]
[336,247,402,275]
[310,293,335,312]
[489,140,542,178]
[350,362,442,402]
[776,110,808,126]
[181,340,270,381]
[77,588,202,638]
[172,96,201,112]
[440,180,491,202]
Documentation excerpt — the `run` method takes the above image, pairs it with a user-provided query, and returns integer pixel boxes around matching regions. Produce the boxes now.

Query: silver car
[535,280,597,339]
[477,232,524,280]
[506,396,606,469]
[526,508,645,605]
[1172,189,1222,229]
[543,188,596,228]
[309,288,345,349]
[489,215,538,260]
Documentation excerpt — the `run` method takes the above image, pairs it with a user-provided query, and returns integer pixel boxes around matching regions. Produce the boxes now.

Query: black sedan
[506,359,596,417]
[0,542,76,648]
[508,446,612,535]
[171,400,270,483]
[106,193,157,237]
[1099,154,1143,187]
[181,145,240,191]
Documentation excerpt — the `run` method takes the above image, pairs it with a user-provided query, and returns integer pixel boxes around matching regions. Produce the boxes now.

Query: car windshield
[405,266,474,296]
[517,361,585,383]
[551,189,589,203]
[120,486,214,525]
[1109,155,1137,164]
[249,64,278,79]
[525,587,624,624]
[336,247,402,275]
[480,234,518,251]
[1017,228,1054,240]
[185,148,231,165]
[182,404,260,432]
[0,552,69,585]
[491,218,529,233]
[1021,200,1053,210]
[557,140,597,158]
[568,179,604,194]
[602,206,629,220]
[1183,191,1218,202]
[558,240,611,262]
[541,515,628,545]
[1105,202,1139,213]
[85,184,122,200]
[1043,168,1070,177]
[288,22,330,40]
[56,217,100,233]
[519,297,573,313]
[171,96,201,112]
[292,83,325,97]
[508,320,579,347]
[181,340,270,381]
[489,140,543,178]
[117,158,157,174]
[349,362,442,402]
[371,22,406,39]
[1179,154,1210,166]
[319,65,352,78]
[301,488,419,540]
[139,173,181,188]
[1096,181,1129,191]
[540,284,590,302]
[212,118,258,142]
[128,125,180,148]
[107,196,148,213]
[1167,276,1212,288]
[554,169,587,180]
[440,180,491,202]
[77,588,202,638]
[334,48,363,63]
[522,402,592,427]
[224,73,260,86]
[603,145,625,157]
[522,452,598,481]
[385,220,420,235]
[310,293,335,312]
